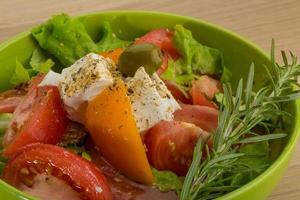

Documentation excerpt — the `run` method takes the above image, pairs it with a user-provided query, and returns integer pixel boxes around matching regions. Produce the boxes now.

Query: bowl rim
[0,10,299,200]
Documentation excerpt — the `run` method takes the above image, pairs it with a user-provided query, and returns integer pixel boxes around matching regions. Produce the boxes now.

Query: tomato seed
[19,168,29,175]
[113,177,122,183]
[45,165,53,175]
[22,178,34,187]
[29,166,38,174]
[33,160,39,164]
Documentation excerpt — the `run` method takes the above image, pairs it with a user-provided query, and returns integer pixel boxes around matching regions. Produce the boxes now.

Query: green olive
[118,43,163,77]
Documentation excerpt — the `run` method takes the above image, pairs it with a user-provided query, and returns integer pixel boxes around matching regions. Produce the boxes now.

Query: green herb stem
[181,40,300,200]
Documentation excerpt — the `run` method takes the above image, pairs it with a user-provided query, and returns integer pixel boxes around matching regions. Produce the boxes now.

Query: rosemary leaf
[235,133,287,144]
[181,41,300,200]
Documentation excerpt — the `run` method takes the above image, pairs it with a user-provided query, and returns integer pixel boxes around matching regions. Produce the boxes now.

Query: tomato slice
[144,121,210,176]
[156,53,169,75]
[0,75,44,113]
[190,75,222,108]
[0,96,23,113]
[2,143,112,200]
[135,29,180,59]
[174,104,218,132]
[135,29,180,74]
[2,85,68,157]
[164,80,192,104]
[0,87,25,113]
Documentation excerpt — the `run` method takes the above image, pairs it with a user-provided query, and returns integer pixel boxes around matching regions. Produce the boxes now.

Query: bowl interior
[0,11,298,200]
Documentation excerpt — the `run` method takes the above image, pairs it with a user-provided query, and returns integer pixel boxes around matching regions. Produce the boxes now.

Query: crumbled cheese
[126,67,180,133]
[40,53,115,109]
[59,53,114,109]
[39,70,61,86]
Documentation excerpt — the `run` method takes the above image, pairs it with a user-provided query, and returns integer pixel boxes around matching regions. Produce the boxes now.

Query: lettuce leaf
[161,59,195,86]
[32,14,98,67]
[65,144,92,162]
[0,113,12,135]
[31,14,131,67]
[173,24,225,75]
[0,113,11,173]
[230,142,271,186]
[30,48,55,73]
[9,48,55,86]
[152,168,183,195]
[161,25,230,88]
[10,58,30,85]
[97,22,131,53]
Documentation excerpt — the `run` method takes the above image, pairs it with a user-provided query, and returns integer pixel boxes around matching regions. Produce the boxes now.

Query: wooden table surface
[1,0,300,199]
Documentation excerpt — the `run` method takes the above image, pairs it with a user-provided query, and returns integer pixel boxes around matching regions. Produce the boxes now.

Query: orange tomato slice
[85,79,154,184]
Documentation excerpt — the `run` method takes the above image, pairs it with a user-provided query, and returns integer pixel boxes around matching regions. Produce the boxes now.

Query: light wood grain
[0,0,300,199]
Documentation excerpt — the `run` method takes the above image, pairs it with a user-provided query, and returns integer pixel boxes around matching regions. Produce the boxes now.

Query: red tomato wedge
[156,53,169,75]
[2,143,112,200]
[135,29,180,74]
[0,87,25,113]
[190,75,222,108]
[2,85,68,157]
[135,29,180,59]
[174,104,218,132]
[0,74,44,113]
[0,97,23,113]
[145,121,210,176]
[164,80,191,104]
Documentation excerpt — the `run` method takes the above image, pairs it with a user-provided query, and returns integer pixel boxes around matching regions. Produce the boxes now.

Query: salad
[0,13,299,200]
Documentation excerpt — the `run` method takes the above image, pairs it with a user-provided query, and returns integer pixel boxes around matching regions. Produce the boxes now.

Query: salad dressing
[88,144,178,200]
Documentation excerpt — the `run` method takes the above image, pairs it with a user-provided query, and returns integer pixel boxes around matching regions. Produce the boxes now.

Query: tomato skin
[174,104,218,132]
[0,97,22,113]
[28,74,46,89]
[156,53,169,75]
[2,86,68,158]
[0,74,44,113]
[190,75,222,108]
[2,143,112,200]
[135,29,180,59]
[145,121,210,176]
[164,80,191,104]
[135,29,180,74]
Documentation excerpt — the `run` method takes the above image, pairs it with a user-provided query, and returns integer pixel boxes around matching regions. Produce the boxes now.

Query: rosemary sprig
[180,40,300,200]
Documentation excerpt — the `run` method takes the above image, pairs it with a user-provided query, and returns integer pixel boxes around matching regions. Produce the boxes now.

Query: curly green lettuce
[10,58,30,86]
[152,168,184,195]
[30,48,55,73]
[97,22,130,53]
[31,14,131,68]
[9,48,54,86]
[32,14,98,67]
[162,24,230,89]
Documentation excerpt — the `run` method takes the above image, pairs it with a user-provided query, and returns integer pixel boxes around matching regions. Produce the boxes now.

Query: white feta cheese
[40,53,115,110]
[59,53,114,109]
[39,70,61,86]
[126,67,180,133]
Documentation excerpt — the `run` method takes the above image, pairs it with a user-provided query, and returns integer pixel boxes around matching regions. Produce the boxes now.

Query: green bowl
[0,10,299,200]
